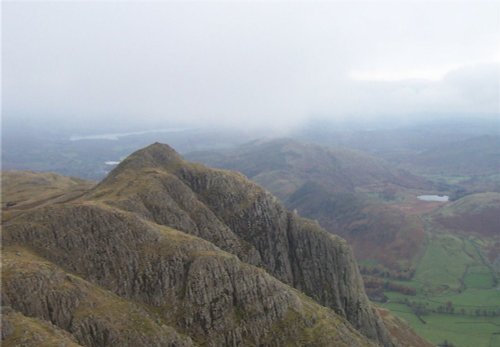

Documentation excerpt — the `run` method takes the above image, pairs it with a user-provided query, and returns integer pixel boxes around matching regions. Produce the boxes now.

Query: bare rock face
[2,143,394,346]
[2,247,193,347]
[3,204,375,347]
[84,143,394,346]
[178,166,393,345]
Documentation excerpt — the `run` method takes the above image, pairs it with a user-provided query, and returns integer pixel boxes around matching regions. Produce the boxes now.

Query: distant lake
[70,128,189,141]
[417,195,449,202]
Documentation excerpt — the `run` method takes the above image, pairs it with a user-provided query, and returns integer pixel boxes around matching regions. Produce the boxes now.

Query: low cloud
[325,63,500,118]
[3,1,499,131]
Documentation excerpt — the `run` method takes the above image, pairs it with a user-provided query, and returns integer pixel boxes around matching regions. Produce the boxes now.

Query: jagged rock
[2,143,398,346]
[3,205,375,347]
[83,143,395,346]
[2,247,193,347]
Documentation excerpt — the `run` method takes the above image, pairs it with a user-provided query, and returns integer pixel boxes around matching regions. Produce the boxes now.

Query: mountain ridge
[83,143,393,344]
[2,143,434,347]
[3,201,377,346]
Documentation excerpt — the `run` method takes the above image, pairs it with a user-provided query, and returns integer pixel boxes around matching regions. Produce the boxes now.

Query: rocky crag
[2,143,398,347]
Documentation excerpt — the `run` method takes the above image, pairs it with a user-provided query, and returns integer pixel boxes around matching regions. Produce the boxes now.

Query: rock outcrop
[2,143,396,346]
[84,143,394,346]
[2,307,83,347]
[3,205,374,346]
[3,245,192,347]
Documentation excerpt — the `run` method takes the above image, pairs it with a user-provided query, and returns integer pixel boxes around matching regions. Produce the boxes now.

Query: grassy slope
[376,307,434,347]
[2,310,83,347]
[382,301,500,347]
[1,170,95,221]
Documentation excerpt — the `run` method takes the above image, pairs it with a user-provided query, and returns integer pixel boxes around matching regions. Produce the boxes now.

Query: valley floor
[379,230,500,347]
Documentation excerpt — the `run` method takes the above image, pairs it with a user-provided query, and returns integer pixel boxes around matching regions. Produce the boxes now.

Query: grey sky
[3,1,499,130]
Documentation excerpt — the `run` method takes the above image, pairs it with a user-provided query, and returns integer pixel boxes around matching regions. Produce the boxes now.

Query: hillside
[429,192,500,266]
[187,139,354,201]
[1,143,435,347]
[2,170,94,220]
[371,192,500,347]
[295,118,500,163]
[187,138,430,197]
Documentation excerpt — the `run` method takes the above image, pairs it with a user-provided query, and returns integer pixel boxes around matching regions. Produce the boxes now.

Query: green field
[413,233,474,293]
[380,231,500,347]
[382,301,500,347]
[464,266,495,289]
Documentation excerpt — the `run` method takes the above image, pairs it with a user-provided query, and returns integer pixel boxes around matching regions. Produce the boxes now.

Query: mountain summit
[2,143,431,347]
[100,142,184,182]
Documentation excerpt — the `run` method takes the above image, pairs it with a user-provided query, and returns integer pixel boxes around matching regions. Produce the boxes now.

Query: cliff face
[175,166,389,343]
[3,204,373,347]
[85,143,394,346]
[2,245,193,347]
[2,143,393,346]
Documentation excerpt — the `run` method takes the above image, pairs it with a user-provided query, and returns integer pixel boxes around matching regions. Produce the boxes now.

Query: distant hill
[295,120,500,182]
[295,118,500,164]
[188,139,354,200]
[187,138,430,196]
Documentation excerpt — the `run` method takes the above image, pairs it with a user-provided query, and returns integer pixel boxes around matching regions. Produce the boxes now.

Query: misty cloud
[3,1,499,130]
[330,63,500,117]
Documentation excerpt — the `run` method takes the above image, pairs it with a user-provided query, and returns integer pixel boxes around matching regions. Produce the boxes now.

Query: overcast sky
[3,1,500,130]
